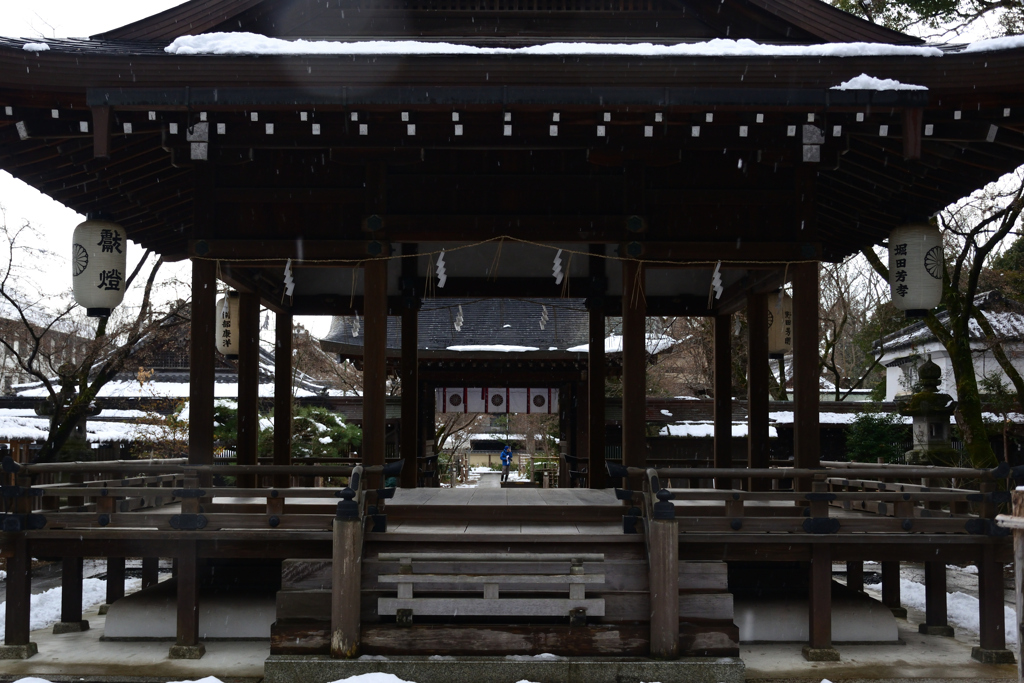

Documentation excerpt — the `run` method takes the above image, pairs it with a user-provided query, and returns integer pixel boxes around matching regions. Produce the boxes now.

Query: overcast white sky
[0,1,336,336]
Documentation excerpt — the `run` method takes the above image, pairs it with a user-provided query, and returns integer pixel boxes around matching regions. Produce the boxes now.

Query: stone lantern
[896,357,958,465]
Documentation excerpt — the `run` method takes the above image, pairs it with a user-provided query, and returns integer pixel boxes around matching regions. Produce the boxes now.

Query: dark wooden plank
[649,518,679,658]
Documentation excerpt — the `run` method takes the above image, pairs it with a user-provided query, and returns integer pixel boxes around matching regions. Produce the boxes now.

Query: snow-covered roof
[0,414,138,444]
[875,291,1024,355]
[16,379,321,400]
[659,421,779,438]
[164,33,949,58]
[567,333,680,355]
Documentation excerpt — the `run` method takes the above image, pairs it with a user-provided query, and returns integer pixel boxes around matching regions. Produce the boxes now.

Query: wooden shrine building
[1,0,1024,675]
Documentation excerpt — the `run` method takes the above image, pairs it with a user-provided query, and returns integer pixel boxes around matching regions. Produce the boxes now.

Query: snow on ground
[897,577,1018,643]
[165,32,945,57]
[0,577,142,640]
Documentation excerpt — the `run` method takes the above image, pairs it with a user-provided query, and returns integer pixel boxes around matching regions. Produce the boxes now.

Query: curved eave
[1,43,1023,99]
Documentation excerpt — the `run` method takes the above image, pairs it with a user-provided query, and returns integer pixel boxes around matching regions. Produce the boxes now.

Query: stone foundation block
[169,643,206,659]
[802,646,840,661]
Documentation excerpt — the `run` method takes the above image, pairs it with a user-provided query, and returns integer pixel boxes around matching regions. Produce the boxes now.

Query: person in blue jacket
[500,444,513,482]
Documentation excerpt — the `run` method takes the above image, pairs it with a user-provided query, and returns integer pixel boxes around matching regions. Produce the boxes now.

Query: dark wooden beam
[236,292,260,489]
[792,262,820,483]
[630,241,820,264]
[274,312,293,489]
[363,259,388,489]
[400,246,420,489]
[747,291,770,491]
[190,240,391,263]
[621,260,646,475]
[92,106,111,158]
[189,259,216,469]
[713,314,732,489]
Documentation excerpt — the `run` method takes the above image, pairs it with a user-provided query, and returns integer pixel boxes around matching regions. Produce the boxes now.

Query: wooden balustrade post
[919,561,953,636]
[846,561,864,593]
[881,561,906,618]
[648,514,680,659]
[331,492,363,659]
[142,557,160,589]
[169,540,204,659]
[54,556,89,633]
[803,543,839,661]
[100,557,126,615]
[0,533,36,658]
[973,543,1015,663]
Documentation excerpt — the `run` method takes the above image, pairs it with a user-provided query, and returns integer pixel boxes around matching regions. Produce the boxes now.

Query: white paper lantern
[216,292,240,358]
[888,223,943,316]
[767,291,793,359]
[71,217,127,317]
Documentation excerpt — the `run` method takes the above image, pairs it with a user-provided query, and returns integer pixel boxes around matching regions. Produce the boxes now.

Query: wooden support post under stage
[236,292,260,489]
[621,260,646,475]
[170,541,204,659]
[587,298,606,489]
[713,314,732,490]
[400,300,419,489]
[55,556,88,633]
[804,544,839,661]
[142,557,160,589]
[103,557,126,613]
[332,514,363,658]
[189,259,216,480]
[920,561,953,636]
[846,561,864,593]
[363,259,388,490]
[747,292,770,492]
[1,533,34,656]
[648,517,680,659]
[274,312,293,490]
[792,262,820,490]
[881,561,906,618]
[974,544,1014,663]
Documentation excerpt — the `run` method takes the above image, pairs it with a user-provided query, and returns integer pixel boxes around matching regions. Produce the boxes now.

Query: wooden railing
[610,462,1012,537]
[0,456,403,534]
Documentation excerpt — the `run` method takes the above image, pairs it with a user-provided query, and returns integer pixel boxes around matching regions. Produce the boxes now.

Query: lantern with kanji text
[767,291,793,359]
[71,216,127,317]
[216,292,240,358]
[888,223,943,317]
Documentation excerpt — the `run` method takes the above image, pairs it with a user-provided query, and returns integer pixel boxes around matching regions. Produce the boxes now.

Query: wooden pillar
[803,543,839,661]
[713,314,732,489]
[189,259,216,474]
[331,508,363,658]
[792,262,820,489]
[399,302,419,489]
[575,379,589,484]
[621,260,646,473]
[54,556,89,633]
[169,541,204,659]
[846,561,864,593]
[587,297,607,488]
[419,382,436,486]
[881,561,905,617]
[274,312,293,489]
[103,557,125,613]
[648,517,680,658]
[363,259,388,489]
[237,292,260,489]
[142,557,159,589]
[747,292,770,491]
[2,533,35,657]
[974,544,1014,663]
[920,561,953,636]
